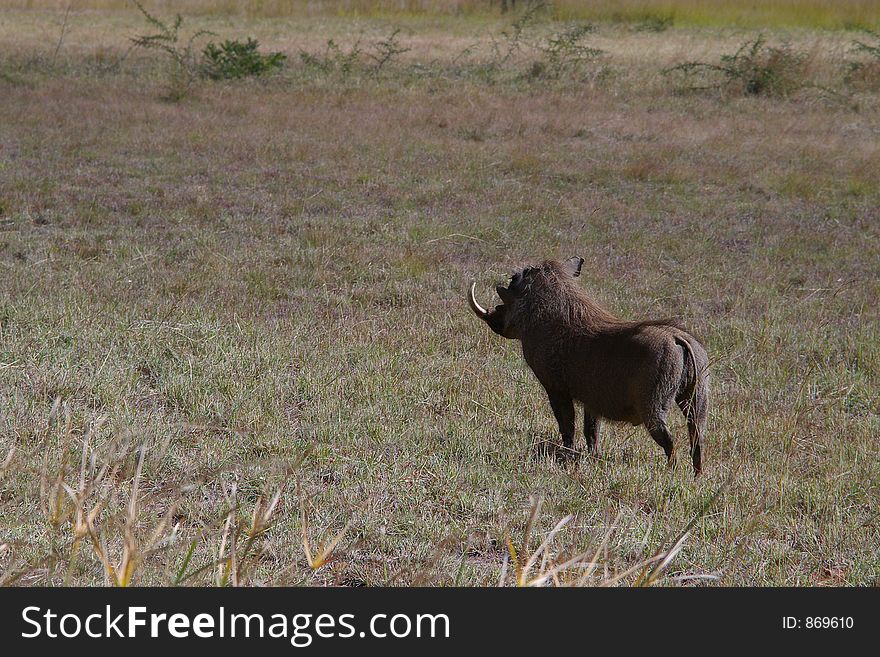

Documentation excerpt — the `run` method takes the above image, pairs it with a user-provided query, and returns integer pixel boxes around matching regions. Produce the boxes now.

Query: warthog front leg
[547,392,576,455]
[584,411,600,457]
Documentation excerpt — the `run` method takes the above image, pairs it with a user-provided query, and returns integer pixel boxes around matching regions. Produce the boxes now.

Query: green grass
[0,7,878,586]
[552,0,880,30]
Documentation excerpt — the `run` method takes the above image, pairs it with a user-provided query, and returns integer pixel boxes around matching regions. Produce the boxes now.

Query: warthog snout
[469,281,516,339]
[469,257,709,476]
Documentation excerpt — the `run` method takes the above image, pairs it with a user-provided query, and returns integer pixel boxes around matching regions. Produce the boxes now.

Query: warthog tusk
[468,282,489,317]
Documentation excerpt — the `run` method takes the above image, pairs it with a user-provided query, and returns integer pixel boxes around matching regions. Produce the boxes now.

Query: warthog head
[468,256,585,340]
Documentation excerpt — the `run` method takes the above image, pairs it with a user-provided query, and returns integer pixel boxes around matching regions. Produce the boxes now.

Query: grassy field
[4,0,880,28]
[0,3,878,586]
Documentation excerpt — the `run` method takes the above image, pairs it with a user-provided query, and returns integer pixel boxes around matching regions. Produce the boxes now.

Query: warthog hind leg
[584,411,600,457]
[646,420,675,468]
[677,397,705,476]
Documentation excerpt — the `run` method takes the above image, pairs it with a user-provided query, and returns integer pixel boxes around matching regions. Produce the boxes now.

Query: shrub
[298,29,409,78]
[634,13,675,33]
[129,0,215,101]
[529,23,603,79]
[846,30,880,90]
[202,38,286,80]
[852,29,880,60]
[665,37,807,97]
[299,39,363,75]
[367,28,411,73]
[489,3,603,82]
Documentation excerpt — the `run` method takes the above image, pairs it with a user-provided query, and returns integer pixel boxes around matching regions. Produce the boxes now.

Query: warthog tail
[675,335,708,476]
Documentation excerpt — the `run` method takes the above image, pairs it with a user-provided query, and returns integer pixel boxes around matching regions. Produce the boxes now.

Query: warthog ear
[564,256,584,277]
[496,285,517,305]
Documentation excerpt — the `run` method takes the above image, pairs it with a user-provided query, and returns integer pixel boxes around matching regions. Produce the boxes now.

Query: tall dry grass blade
[636,475,733,586]
[640,531,691,587]
[577,511,622,585]
[234,483,286,585]
[527,549,593,587]
[173,540,197,585]
[497,550,510,587]
[0,445,15,474]
[216,506,235,586]
[505,537,521,585]
[522,513,573,584]
[298,480,349,572]
[522,495,542,557]
[601,554,666,587]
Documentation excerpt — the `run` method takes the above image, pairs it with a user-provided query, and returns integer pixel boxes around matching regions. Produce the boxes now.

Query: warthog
[468,257,709,475]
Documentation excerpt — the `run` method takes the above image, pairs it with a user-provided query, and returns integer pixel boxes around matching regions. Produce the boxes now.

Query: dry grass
[0,7,878,586]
